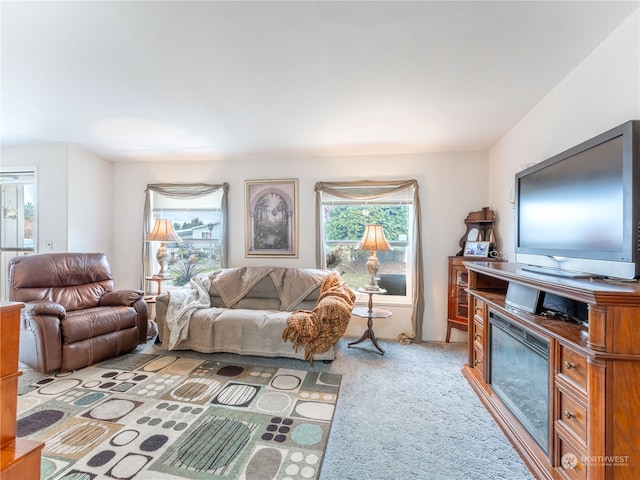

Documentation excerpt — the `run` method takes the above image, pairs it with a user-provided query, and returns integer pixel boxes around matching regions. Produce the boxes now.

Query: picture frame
[245,178,298,257]
[464,241,490,257]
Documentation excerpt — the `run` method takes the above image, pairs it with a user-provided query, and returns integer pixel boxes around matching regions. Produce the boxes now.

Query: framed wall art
[245,178,298,257]
[463,241,490,257]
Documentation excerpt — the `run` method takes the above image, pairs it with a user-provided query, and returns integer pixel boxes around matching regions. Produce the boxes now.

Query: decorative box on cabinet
[461,261,640,480]
[0,302,44,479]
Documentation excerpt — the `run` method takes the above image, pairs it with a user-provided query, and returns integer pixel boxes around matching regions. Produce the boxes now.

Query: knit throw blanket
[283,272,356,362]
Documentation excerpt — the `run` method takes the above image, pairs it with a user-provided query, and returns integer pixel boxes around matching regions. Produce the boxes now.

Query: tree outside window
[323,204,410,292]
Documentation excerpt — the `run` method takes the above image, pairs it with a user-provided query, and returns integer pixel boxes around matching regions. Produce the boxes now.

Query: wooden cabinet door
[447,257,470,341]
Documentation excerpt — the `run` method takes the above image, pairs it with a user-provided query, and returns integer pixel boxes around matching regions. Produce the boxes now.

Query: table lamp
[146,219,182,278]
[357,224,391,291]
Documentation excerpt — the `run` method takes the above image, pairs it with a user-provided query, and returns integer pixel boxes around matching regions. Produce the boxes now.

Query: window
[321,199,411,295]
[144,183,228,290]
[315,180,424,340]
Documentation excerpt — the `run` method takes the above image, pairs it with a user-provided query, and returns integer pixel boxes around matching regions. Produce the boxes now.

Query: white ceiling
[2,1,638,162]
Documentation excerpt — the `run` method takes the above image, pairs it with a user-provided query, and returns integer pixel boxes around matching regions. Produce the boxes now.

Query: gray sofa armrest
[155,292,171,342]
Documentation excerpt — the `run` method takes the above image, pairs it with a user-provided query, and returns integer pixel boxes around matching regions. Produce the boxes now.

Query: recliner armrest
[99,289,144,307]
[24,300,66,318]
[20,300,65,372]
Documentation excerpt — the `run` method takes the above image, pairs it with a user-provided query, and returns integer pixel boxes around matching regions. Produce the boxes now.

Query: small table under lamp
[349,288,392,355]
[145,219,182,294]
[357,224,391,291]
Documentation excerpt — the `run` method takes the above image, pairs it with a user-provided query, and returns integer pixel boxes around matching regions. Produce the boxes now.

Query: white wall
[1,144,69,252]
[112,151,489,341]
[2,142,487,340]
[67,145,113,255]
[488,11,640,260]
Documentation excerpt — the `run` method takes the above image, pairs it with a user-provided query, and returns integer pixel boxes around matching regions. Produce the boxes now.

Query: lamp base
[366,251,381,292]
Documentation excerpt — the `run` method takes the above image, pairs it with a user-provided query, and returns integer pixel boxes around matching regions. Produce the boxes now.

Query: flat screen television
[515,120,640,279]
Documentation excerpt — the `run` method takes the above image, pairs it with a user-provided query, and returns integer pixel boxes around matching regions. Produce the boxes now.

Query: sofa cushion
[188,308,301,358]
[234,298,282,310]
[208,275,281,307]
[208,284,226,308]
[301,285,321,302]
[244,276,280,298]
[277,284,321,312]
[208,270,322,310]
[293,300,317,311]
[62,306,137,344]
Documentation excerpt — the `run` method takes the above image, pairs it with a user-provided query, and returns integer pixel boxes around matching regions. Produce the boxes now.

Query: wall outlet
[44,241,53,251]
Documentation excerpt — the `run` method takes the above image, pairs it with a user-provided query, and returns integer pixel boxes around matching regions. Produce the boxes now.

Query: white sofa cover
[155,267,337,361]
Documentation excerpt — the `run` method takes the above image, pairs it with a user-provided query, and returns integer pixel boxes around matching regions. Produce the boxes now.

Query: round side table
[145,276,170,296]
[349,288,392,355]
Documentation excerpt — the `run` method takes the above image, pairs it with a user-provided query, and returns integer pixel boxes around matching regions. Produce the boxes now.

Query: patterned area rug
[17,353,341,480]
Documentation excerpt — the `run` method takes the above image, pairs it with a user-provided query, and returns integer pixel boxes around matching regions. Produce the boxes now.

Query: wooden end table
[349,288,392,355]
[145,276,170,296]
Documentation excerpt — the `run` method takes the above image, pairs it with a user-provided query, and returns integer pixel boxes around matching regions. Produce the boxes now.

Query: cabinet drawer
[557,388,587,444]
[472,347,484,370]
[473,320,484,350]
[558,345,587,392]
[556,434,587,480]
[473,298,485,321]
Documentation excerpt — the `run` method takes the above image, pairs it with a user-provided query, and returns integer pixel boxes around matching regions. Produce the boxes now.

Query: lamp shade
[145,219,182,243]
[357,224,391,252]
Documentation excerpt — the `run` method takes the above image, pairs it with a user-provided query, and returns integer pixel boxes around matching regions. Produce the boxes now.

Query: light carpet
[19,337,535,480]
[17,353,340,480]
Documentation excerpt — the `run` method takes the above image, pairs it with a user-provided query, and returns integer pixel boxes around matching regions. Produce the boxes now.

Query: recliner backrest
[8,253,115,311]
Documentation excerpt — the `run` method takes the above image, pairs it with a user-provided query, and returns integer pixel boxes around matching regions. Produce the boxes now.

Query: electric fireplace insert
[488,309,550,453]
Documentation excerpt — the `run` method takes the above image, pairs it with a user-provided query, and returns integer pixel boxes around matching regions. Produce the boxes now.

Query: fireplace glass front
[488,309,550,453]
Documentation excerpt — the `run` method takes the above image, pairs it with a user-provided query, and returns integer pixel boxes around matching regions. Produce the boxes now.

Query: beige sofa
[155,267,353,361]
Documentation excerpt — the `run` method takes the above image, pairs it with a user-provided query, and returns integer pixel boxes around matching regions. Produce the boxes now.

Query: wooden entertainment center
[462,262,640,480]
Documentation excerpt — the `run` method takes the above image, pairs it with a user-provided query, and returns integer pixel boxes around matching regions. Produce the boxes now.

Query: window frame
[315,179,424,341]
[1,167,37,302]
[320,201,413,303]
[143,183,229,292]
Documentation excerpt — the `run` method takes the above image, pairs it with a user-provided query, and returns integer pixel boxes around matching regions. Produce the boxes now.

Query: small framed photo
[464,241,490,257]
[245,179,298,257]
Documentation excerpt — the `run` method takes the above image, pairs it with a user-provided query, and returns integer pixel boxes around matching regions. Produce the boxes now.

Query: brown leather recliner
[8,253,148,373]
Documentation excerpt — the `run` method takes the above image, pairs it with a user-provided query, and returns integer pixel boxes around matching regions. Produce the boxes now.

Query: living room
[1,2,639,479]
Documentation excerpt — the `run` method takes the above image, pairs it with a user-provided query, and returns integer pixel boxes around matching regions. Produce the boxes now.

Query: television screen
[517,135,624,258]
[515,120,640,279]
